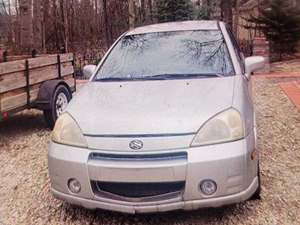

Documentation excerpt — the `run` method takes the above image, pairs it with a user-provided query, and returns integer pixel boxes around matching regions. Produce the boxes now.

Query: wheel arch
[36,79,72,110]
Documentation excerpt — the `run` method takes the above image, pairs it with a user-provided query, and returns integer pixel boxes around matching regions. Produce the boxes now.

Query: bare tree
[19,0,33,53]
[221,0,233,29]
[233,0,240,36]
[0,0,150,58]
[33,0,43,51]
[59,0,69,52]
[103,0,111,47]
[204,0,212,18]
[140,0,145,23]
[147,0,153,22]
[129,0,135,29]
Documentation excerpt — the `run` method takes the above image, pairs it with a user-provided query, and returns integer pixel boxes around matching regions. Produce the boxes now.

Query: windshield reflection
[95,30,234,81]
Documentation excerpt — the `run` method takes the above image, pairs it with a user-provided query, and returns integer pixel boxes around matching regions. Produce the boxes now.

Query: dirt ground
[0,77,300,225]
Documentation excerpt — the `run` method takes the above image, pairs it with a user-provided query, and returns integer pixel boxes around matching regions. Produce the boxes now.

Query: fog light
[68,179,81,193]
[200,180,217,195]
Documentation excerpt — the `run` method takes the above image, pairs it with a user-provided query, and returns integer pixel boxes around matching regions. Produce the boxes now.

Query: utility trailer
[0,53,76,128]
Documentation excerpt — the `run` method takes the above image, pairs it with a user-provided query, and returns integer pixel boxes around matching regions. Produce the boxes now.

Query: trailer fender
[36,80,72,110]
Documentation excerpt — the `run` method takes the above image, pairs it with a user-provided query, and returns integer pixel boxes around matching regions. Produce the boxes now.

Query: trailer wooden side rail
[0,53,76,127]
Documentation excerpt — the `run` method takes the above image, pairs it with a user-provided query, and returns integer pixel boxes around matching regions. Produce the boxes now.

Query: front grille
[91,181,185,198]
[89,152,187,161]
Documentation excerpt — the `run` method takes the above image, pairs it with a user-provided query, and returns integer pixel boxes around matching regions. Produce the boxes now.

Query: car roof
[126,20,220,36]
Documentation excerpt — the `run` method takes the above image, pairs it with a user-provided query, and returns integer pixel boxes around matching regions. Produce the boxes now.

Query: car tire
[250,162,261,200]
[44,85,72,129]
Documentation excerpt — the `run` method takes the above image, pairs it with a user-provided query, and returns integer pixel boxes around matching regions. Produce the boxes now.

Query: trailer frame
[0,53,76,127]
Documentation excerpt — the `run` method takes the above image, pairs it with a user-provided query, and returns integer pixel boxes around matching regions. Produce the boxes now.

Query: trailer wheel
[44,85,72,128]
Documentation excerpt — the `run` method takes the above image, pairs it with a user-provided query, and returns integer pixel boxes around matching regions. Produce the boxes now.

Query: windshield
[94,30,235,81]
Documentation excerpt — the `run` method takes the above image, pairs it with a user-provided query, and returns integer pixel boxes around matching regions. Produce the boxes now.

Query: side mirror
[245,56,265,78]
[82,65,97,79]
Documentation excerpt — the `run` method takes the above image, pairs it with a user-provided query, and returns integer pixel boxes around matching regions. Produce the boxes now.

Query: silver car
[48,21,265,214]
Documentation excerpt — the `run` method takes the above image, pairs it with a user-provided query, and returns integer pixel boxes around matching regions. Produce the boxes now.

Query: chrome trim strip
[89,152,187,161]
[84,132,196,138]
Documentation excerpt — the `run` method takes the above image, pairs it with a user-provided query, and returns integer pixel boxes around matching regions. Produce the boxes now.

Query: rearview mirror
[245,56,265,78]
[82,65,97,79]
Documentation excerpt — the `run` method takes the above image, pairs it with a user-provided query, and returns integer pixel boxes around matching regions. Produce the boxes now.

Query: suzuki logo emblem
[129,140,143,150]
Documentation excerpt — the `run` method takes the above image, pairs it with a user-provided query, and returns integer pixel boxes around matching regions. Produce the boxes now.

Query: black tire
[44,85,72,129]
[250,162,261,200]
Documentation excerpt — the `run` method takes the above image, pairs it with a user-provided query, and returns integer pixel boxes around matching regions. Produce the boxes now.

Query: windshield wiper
[95,73,224,82]
[144,73,225,80]
[96,77,135,82]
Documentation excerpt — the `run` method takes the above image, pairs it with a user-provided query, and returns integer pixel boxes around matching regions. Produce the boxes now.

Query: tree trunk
[42,0,50,53]
[221,0,233,29]
[205,0,211,18]
[59,0,69,52]
[69,0,75,45]
[103,0,111,48]
[147,0,153,22]
[19,0,33,53]
[94,0,99,34]
[6,0,14,48]
[233,0,240,36]
[140,0,145,23]
[52,0,60,51]
[129,0,135,29]
[33,0,43,52]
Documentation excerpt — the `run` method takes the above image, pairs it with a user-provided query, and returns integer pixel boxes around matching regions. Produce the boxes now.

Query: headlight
[191,108,245,147]
[52,113,87,148]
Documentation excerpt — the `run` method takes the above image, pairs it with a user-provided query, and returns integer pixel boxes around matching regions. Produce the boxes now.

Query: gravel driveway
[0,78,299,225]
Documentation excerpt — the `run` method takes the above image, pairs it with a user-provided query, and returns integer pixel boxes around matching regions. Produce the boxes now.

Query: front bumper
[52,177,258,214]
[48,134,258,214]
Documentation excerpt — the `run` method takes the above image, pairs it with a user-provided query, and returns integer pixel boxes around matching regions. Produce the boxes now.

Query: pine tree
[249,0,300,60]
[155,0,193,23]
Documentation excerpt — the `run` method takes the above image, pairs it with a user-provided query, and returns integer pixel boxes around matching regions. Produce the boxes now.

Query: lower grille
[91,181,185,198]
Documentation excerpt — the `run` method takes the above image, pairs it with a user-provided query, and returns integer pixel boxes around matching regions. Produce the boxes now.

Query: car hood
[67,77,235,136]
